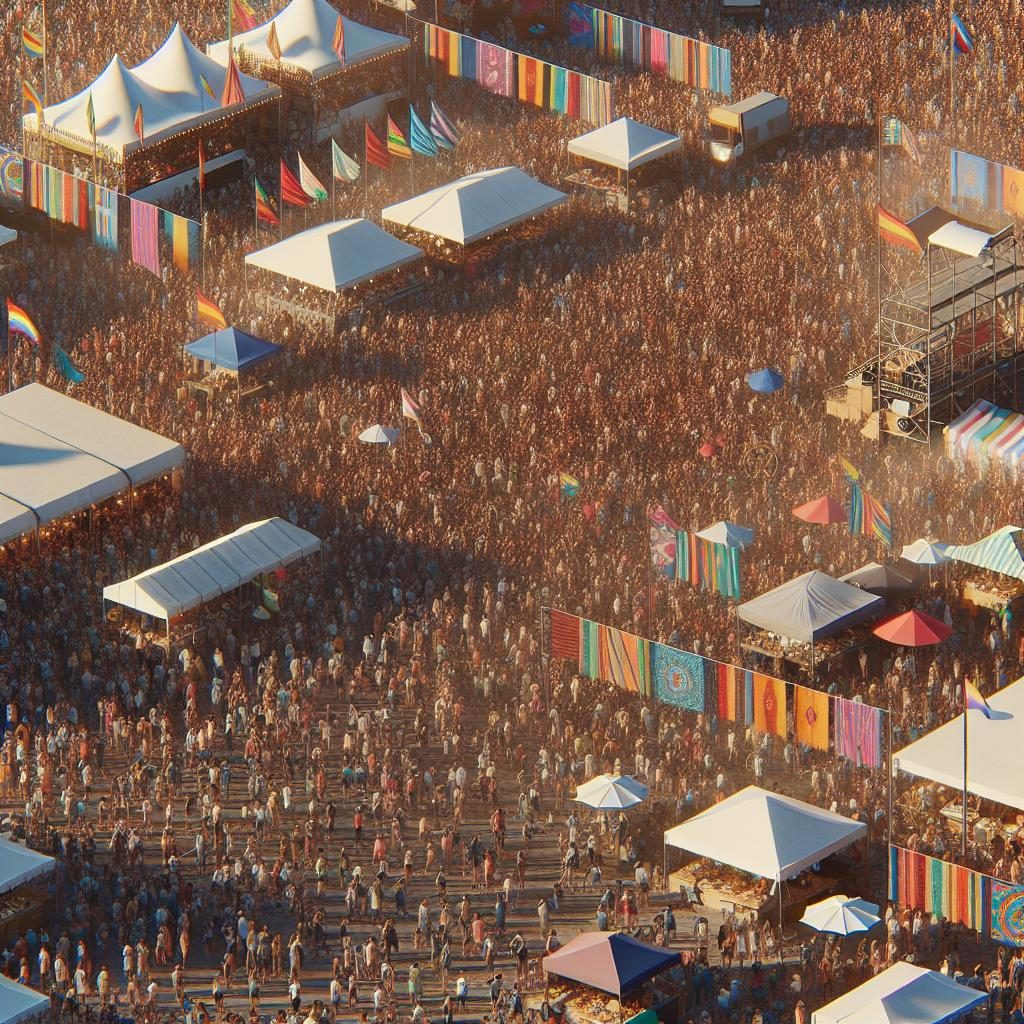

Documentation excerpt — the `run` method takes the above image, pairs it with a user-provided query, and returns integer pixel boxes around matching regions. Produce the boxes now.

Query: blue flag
[53,346,85,384]
[409,105,438,158]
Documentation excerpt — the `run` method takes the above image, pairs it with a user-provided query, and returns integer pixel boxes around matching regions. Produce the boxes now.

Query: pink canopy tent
[542,932,680,997]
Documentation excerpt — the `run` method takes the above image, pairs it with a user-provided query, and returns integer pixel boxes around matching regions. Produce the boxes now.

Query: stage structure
[827,209,1024,444]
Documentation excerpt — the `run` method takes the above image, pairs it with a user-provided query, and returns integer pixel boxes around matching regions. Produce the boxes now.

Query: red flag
[365,122,391,170]
[280,159,309,207]
[133,104,145,144]
[221,55,245,107]
[198,141,206,192]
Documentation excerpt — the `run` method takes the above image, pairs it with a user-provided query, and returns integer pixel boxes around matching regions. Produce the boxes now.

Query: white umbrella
[799,895,880,935]
[358,424,401,445]
[575,774,649,810]
[899,538,950,565]
[695,520,754,549]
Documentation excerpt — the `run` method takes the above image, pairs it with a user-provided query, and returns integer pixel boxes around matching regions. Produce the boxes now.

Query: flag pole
[949,0,955,131]
[962,680,968,859]
[41,0,48,106]
[363,117,369,217]
[254,179,258,239]
[876,111,882,448]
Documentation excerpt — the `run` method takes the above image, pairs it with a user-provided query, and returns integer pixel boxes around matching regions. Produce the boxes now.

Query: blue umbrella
[745,367,785,393]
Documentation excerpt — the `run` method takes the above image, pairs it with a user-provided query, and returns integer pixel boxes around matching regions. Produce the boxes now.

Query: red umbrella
[793,496,847,524]
[872,610,952,646]
[698,442,716,458]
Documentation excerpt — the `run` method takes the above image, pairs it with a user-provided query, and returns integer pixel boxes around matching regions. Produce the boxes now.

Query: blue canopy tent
[542,932,680,997]
[185,328,282,373]
[745,367,785,394]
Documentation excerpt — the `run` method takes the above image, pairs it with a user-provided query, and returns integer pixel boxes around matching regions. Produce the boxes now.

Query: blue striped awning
[944,525,1024,579]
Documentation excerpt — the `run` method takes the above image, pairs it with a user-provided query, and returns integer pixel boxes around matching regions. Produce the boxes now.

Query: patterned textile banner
[795,685,829,751]
[676,529,742,598]
[423,24,516,97]
[651,643,705,712]
[0,149,24,207]
[160,210,201,274]
[600,626,651,697]
[834,696,882,768]
[130,198,161,278]
[549,608,581,661]
[991,881,1024,945]
[567,1,731,97]
[422,22,611,125]
[950,149,1024,218]
[889,846,990,933]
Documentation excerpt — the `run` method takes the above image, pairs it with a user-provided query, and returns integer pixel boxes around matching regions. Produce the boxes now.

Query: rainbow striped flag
[849,481,892,547]
[200,75,217,103]
[5,299,40,345]
[387,114,412,158]
[22,27,44,59]
[232,0,259,31]
[22,80,43,121]
[877,203,922,254]
[196,287,228,330]
[332,16,346,64]
[254,177,279,225]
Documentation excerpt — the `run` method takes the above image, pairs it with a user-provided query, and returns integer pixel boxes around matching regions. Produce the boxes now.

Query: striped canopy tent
[945,399,1024,473]
[943,525,1024,580]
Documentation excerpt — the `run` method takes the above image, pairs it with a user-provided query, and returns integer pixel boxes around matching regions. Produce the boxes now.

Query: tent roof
[0,835,55,894]
[104,518,321,621]
[567,117,681,171]
[838,561,916,597]
[737,570,883,642]
[542,932,679,996]
[382,167,568,245]
[894,673,1024,810]
[184,327,282,371]
[695,520,753,549]
[811,962,986,1024]
[245,219,422,293]
[0,383,184,487]
[944,524,1024,579]
[0,971,52,1024]
[664,785,866,881]
[928,221,993,258]
[207,0,408,80]
[899,538,950,566]
[25,25,278,157]
[0,226,16,248]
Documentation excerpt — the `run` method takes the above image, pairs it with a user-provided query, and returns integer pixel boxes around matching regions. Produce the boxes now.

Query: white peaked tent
[0,835,55,894]
[696,520,753,549]
[664,786,866,882]
[103,518,321,624]
[737,570,883,642]
[208,0,409,80]
[812,962,986,1024]
[24,24,278,157]
[382,167,568,246]
[0,973,50,1024]
[245,219,422,293]
[567,117,681,171]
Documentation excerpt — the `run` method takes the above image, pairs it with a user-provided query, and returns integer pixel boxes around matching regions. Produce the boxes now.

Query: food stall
[183,326,283,407]
[540,933,684,1024]
[664,786,867,928]
[943,525,1024,611]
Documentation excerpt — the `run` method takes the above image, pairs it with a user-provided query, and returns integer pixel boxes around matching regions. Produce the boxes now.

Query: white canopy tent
[0,835,55,894]
[0,972,51,1024]
[894,674,1024,811]
[0,383,184,486]
[103,518,321,626]
[24,24,278,158]
[245,219,422,293]
[811,962,986,1024]
[382,167,568,246]
[567,117,681,171]
[664,786,866,882]
[928,221,993,258]
[696,520,753,549]
[738,570,883,642]
[208,0,408,80]
[0,226,16,248]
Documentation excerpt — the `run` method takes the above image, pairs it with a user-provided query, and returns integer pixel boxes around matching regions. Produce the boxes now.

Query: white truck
[707,91,790,163]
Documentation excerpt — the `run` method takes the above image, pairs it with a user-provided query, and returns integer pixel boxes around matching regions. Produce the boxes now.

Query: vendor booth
[943,524,1024,610]
[838,561,916,599]
[540,933,685,1024]
[24,24,280,192]
[894,674,1024,852]
[103,517,321,647]
[566,117,681,211]
[737,570,883,674]
[0,837,55,957]
[811,962,985,1024]
[183,326,282,406]
[664,786,867,926]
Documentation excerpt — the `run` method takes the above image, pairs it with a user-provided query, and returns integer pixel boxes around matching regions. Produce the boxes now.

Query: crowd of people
[1,0,1024,1022]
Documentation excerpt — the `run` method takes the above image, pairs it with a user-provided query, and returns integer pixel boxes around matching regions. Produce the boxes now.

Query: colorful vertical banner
[834,697,882,768]
[753,673,786,737]
[92,186,119,251]
[566,1,731,97]
[889,846,990,933]
[949,148,1024,218]
[549,609,581,663]
[599,626,651,697]
[651,643,706,712]
[794,685,829,750]
[130,198,161,277]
